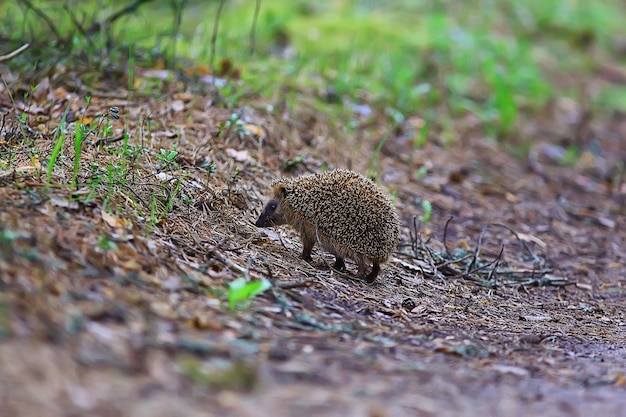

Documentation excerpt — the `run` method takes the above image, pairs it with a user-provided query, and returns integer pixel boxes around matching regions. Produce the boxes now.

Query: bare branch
[489,222,536,259]
[210,0,227,81]
[19,0,64,42]
[63,5,97,51]
[87,0,156,33]
[250,0,262,56]
[0,43,30,62]
[442,215,454,258]
[167,0,188,66]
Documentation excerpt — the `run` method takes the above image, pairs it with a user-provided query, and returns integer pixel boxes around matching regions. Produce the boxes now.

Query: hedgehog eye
[270,203,277,210]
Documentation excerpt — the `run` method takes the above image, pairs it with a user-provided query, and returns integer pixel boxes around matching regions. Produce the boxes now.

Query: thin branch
[466,227,487,273]
[447,244,505,282]
[210,247,245,274]
[249,0,262,56]
[63,5,97,51]
[87,0,156,32]
[486,245,504,287]
[210,0,227,82]
[0,43,30,63]
[19,0,63,42]
[93,133,126,147]
[63,5,87,36]
[277,281,314,290]
[442,215,454,258]
[489,222,536,259]
[410,215,420,256]
[168,0,188,66]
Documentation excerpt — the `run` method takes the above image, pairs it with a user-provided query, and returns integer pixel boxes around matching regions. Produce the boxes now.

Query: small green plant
[414,122,429,148]
[219,112,244,139]
[72,123,86,189]
[156,148,179,171]
[227,167,241,192]
[165,178,183,213]
[282,156,304,172]
[419,200,432,223]
[415,166,428,181]
[560,145,580,166]
[47,110,69,186]
[97,233,118,251]
[202,160,217,174]
[181,193,195,205]
[105,162,128,187]
[0,301,10,340]
[227,277,271,310]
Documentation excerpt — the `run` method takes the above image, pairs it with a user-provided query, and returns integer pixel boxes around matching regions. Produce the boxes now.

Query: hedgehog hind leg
[356,260,379,283]
[332,256,346,271]
[365,263,380,283]
[357,262,380,283]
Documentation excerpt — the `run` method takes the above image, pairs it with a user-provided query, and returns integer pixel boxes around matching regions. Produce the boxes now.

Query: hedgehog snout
[255,214,271,227]
[256,199,287,227]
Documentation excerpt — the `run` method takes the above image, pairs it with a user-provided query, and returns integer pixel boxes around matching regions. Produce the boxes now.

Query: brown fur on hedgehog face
[255,170,400,283]
[255,186,288,227]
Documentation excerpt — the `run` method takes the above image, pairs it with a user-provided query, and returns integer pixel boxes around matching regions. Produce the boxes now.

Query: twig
[496,268,552,276]
[442,215,454,258]
[168,0,188,66]
[0,166,38,179]
[63,5,87,36]
[276,281,314,289]
[489,222,536,259]
[19,0,63,43]
[409,215,420,256]
[249,0,262,56]
[209,0,227,82]
[467,227,487,273]
[93,133,126,146]
[210,248,245,274]
[0,43,30,63]
[446,244,505,281]
[245,254,275,281]
[87,0,156,32]
[412,244,439,278]
[62,5,98,53]
[486,245,504,287]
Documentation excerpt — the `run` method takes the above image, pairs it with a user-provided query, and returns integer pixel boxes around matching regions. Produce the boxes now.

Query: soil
[0,73,625,417]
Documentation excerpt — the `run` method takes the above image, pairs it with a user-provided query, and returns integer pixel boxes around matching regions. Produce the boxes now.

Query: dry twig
[209,0,227,81]
[19,0,63,42]
[86,0,156,33]
[0,43,30,63]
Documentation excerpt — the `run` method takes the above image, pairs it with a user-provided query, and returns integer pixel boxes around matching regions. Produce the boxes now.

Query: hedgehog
[255,169,400,283]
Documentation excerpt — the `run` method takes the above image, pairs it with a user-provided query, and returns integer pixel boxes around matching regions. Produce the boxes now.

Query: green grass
[46,111,68,186]
[72,122,85,190]
[2,0,626,144]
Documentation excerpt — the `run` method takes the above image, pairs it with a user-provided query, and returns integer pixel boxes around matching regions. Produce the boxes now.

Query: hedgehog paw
[362,263,380,283]
[333,258,346,271]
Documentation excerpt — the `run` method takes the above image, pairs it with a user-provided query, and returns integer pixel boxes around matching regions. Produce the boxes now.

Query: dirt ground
[0,72,625,417]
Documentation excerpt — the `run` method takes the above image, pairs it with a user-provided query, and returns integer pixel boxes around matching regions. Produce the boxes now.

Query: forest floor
[1,49,626,417]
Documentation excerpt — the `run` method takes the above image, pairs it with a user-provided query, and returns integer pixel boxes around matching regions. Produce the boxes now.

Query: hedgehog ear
[278,185,288,198]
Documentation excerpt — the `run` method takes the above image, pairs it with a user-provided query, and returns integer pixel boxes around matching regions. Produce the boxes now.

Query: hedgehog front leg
[300,231,315,262]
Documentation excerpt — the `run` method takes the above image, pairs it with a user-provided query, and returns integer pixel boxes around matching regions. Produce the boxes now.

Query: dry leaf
[170,100,185,113]
[226,148,250,162]
[243,123,264,138]
[102,210,123,228]
[516,232,547,248]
